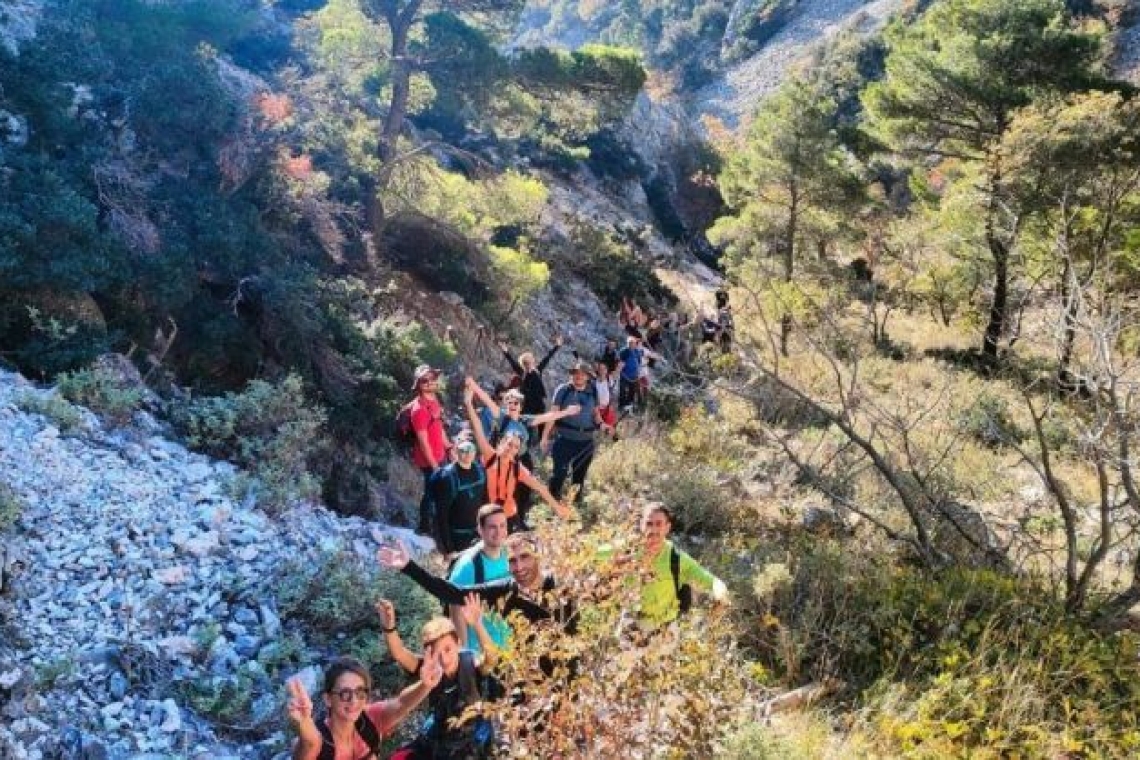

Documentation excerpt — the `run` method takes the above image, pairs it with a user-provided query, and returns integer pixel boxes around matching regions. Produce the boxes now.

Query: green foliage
[0,482,24,532]
[34,656,77,689]
[749,542,1140,756]
[15,393,85,436]
[56,366,144,427]
[713,74,864,271]
[173,375,330,513]
[275,546,437,645]
[864,0,1104,159]
[182,669,257,725]
[564,224,676,309]
[955,392,1023,447]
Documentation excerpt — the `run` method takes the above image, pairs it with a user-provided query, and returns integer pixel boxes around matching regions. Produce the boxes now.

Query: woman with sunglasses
[286,654,442,760]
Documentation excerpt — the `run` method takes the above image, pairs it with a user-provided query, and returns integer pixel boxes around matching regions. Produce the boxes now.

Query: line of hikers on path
[288,294,733,760]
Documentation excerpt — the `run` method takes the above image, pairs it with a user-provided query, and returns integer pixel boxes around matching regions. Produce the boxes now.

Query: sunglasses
[332,686,370,703]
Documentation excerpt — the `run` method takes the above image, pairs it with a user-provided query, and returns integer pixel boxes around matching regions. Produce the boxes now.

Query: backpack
[669,545,693,616]
[395,399,417,452]
[422,651,498,758]
[442,545,490,613]
[485,453,521,510]
[316,711,382,760]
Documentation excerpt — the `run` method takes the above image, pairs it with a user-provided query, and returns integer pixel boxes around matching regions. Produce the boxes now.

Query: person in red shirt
[409,365,453,535]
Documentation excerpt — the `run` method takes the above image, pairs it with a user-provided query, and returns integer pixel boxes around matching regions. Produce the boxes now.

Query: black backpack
[424,650,498,758]
[316,711,382,760]
[669,545,693,616]
[395,399,417,453]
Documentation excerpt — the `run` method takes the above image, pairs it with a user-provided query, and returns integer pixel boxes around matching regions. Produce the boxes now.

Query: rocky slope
[0,370,433,760]
[692,0,903,128]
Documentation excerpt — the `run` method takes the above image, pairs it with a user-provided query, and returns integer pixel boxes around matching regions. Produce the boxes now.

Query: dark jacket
[503,344,559,416]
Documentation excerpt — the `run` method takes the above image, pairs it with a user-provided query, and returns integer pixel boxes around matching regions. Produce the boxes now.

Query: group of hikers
[287,295,733,759]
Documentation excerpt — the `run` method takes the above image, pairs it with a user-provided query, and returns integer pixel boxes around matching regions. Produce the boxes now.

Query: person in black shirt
[378,534,576,636]
[497,336,561,417]
[429,436,488,555]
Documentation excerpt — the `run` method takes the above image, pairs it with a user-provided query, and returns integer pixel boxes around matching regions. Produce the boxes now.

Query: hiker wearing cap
[635,502,729,627]
[542,360,602,505]
[430,434,487,555]
[375,598,501,759]
[462,384,572,531]
[497,335,561,417]
[409,365,454,536]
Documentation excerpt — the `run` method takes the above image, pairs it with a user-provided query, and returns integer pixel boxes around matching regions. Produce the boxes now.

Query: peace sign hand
[286,676,320,742]
[420,653,444,689]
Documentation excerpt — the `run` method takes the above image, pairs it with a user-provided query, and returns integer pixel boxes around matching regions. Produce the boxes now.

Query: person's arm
[536,336,562,372]
[434,473,454,555]
[287,677,322,760]
[372,654,443,734]
[461,593,499,672]
[447,559,475,647]
[679,552,729,604]
[467,376,500,418]
[381,544,519,606]
[520,467,572,519]
[540,388,565,453]
[376,599,422,673]
[528,404,580,427]
[498,341,524,375]
[463,384,495,459]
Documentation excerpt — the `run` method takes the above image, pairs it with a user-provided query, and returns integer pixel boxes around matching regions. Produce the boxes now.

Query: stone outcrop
[0,371,432,759]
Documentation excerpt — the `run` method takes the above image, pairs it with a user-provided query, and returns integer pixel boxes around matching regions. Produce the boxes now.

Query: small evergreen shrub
[0,482,24,531]
[172,374,330,513]
[564,223,677,310]
[956,392,1023,447]
[57,365,144,426]
[15,392,85,435]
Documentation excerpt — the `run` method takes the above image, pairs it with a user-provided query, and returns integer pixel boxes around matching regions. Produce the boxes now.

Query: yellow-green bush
[750,541,1140,757]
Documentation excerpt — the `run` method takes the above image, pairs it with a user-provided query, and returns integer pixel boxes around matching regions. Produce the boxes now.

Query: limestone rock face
[0,369,433,758]
[0,0,43,56]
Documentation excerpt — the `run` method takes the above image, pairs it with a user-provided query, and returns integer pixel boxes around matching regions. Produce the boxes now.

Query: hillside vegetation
[2,0,1140,758]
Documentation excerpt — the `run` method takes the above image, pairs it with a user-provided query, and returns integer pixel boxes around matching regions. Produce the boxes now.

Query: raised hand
[497,340,509,353]
[460,592,483,627]
[420,653,444,689]
[286,677,319,741]
[376,598,397,630]
[554,334,563,347]
[377,541,411,571]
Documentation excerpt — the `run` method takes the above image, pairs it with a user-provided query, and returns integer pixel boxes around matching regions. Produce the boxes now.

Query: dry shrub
[483,519,756,759]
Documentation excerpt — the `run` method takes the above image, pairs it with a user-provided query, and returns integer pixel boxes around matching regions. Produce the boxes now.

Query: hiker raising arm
[466,375,580,429]
[376,599,420,674]
[464,385,573,521]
